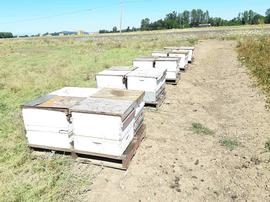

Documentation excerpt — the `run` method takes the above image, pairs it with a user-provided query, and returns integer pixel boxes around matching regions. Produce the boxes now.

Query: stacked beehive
[22,87,145,157]
[96,65,167,105]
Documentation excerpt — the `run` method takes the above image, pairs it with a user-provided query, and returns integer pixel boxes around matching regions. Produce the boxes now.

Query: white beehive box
[152,51,169,57]
[155,57,180,80]
[127,68,166,104]
[91,88,145,133]
[96,67,137,89]
[133,57,155,69]
[22,95,84,150]
[170,50,190,64]
[168,52,188,71]
[165,46,194,62]
[70,98,137,156]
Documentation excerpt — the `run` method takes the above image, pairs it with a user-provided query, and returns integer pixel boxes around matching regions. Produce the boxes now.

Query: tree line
[100,8,270,33]
[0,32,13,38]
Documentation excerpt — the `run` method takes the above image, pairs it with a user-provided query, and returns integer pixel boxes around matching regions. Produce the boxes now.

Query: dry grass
[237,36,270,106]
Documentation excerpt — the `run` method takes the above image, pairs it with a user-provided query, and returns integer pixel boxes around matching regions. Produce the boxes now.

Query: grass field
[237,36,270,106]
[1,25,270,201]
[0,35,196,201]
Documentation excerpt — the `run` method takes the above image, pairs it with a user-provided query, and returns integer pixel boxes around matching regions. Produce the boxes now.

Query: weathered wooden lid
[152,50,170,54]
[108,66,138,71]
[50,87,99,98]
[170,50,189,55]
[91,88,145,104]
[96,69,130,77]
[133,57,156,62]
[155,57,180,62]
[22,94,84,112]
[127,68,166,79]
[70,97,136,120]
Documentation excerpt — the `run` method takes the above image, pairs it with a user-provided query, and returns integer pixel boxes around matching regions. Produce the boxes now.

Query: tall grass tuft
[237,36,270,106]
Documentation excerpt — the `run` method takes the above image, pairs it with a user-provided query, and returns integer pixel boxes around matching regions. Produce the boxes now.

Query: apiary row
[22,46,195,169]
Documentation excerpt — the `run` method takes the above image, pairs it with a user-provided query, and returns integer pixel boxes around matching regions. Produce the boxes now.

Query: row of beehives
[21,46,194,167]
[95,46,194,105]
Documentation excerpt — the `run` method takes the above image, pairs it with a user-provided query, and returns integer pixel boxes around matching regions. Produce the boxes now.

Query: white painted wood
[73,122,134,156]
[171,50,192,63]
[155,58,180,72]
[133,57,155,69]
[168,53,187,69]
[50,87,100,98]
[164,46,194,62]
[72,112,134,141]
[96,70,130,89]
[26,131,71,150]
[127,68,166,103]
[91,88,145,134]
[22,108,70,133]
[22,108,72,150]
[155,58,180,80]
[152,51,169,57]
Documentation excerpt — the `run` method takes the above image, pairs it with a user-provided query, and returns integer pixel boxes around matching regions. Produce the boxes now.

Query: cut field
[0,26,270,201]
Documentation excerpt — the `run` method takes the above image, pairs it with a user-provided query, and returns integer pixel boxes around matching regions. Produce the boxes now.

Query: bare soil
[81,40,270,202]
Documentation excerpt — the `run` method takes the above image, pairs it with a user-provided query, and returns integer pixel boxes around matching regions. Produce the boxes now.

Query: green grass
[265,140,270,152]
[220,139,239,151]
[191,123,214,135]
[0,35,196,201]
[237,36,270,106]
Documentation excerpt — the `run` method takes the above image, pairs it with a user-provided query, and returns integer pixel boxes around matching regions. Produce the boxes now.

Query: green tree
[112,26,118,32]
[141,18,150,30]
[265,8,270,23]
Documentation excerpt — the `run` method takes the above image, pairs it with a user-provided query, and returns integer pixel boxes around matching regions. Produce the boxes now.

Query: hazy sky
[0,0,269,35]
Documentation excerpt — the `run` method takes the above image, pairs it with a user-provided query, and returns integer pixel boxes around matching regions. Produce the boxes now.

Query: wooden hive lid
[49,87,99,98]
[152,50,170,54]
[155,57,180,62]
[127,68,166,79]
[22,94,84,112]
[133,56,156,62]
[96,69,130,77]
[108,66,138,71]
[70,97,136,120]
[91,88,145,104]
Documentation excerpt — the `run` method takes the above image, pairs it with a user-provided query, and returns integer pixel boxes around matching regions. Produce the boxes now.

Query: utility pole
[120,0,124,33]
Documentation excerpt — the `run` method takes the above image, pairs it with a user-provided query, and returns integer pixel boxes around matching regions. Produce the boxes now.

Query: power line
[0,0,151,26]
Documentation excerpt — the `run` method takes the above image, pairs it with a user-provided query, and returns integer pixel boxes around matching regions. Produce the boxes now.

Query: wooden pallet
[30,124,146,170]
[145,90,166,108]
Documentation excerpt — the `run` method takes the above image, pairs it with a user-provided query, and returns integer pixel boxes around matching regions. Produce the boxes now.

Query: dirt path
[82,40,270,202]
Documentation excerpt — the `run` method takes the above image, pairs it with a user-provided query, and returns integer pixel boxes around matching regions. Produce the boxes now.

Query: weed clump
[220,139,239,151]
[191,123,214,135]
[265,140,270,152]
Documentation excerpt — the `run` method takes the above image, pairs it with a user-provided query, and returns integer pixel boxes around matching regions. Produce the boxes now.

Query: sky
[0,0,269,35]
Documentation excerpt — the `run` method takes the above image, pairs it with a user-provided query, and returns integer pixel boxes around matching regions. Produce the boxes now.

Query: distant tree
[163,11,179,29]
[182,10,190,28]
[0,32,13,38]
[99,30,110,34]
[266,8,270,23]
[112,26,118,33]
[141,18,150,30]
[100,8,270,33]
